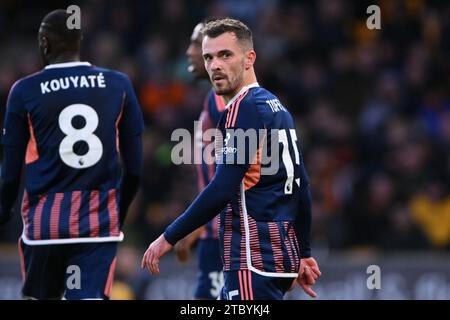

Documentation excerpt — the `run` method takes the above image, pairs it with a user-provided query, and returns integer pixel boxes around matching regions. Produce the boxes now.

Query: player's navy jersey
[2,62,144,245]
[195,89,225,240]
[216,83,304,277]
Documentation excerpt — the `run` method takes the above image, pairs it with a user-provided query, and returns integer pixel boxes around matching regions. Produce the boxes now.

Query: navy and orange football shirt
[2,62,144,244]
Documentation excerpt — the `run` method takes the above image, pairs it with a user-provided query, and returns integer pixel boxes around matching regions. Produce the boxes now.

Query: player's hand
[297,257,321,298]
[141,234,173,275]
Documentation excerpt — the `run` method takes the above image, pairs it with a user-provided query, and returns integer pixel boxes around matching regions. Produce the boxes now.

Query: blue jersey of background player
[174,21,226,300]
[143,18,321,300]
[0,10,144,299]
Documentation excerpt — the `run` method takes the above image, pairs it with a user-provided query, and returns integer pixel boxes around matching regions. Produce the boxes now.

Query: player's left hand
[141,234,173,275]
[296,257,321,298]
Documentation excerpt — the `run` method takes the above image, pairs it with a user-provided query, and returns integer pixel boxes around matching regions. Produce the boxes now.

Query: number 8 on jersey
[58,103,103,169]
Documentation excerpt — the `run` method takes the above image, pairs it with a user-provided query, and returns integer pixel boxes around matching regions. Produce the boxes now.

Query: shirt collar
[225,82,259,109]
[44,61,91,70]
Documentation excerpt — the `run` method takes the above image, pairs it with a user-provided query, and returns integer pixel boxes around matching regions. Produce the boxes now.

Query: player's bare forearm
[175,226,205,263]
[183,226,205,246]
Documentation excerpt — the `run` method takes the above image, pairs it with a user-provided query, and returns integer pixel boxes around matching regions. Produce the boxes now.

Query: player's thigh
[18,239,67,299]
[64,241,117,300]
[221,270,293,300]
[194,239,224,299]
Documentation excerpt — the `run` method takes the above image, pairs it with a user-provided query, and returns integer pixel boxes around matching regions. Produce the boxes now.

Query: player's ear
[40,36,50,55]
[244,50,256,70]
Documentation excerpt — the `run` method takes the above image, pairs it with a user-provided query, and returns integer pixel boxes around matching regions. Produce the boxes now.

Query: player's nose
[209,57,222,71]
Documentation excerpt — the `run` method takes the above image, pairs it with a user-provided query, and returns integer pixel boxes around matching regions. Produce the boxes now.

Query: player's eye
[204,55,212,61]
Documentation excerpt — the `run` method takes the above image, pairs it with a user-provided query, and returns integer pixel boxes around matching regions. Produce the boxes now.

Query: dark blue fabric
[164,163,247,245]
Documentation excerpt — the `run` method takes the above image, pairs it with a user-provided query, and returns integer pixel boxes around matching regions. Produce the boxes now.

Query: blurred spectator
[409,180,450,249]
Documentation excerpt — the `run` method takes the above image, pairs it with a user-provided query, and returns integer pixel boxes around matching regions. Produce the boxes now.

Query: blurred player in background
[174,20,225,299]
[143,18,321,300]
[0,9,144,299]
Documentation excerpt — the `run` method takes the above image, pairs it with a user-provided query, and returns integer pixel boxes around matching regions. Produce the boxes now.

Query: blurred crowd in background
[0,0,449,299]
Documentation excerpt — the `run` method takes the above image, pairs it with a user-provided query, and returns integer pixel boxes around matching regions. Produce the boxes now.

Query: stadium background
[0,0,449,299]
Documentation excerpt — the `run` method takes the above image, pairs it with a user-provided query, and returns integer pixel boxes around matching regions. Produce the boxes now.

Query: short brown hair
[202,18,253,50]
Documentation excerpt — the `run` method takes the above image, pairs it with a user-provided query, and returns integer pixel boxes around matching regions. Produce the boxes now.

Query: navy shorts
[194,238,223,299]
[18,238,117,300]
[220,270,294,300]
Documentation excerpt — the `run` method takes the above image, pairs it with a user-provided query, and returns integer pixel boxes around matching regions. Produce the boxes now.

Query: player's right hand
[141,234,173,275]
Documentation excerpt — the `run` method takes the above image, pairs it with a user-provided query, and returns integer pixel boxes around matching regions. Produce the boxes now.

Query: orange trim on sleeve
[243,149,262,191]
[115,93,126,153]
[243,138,264,191]
[25,113,39,164]
[243,131,266,191]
